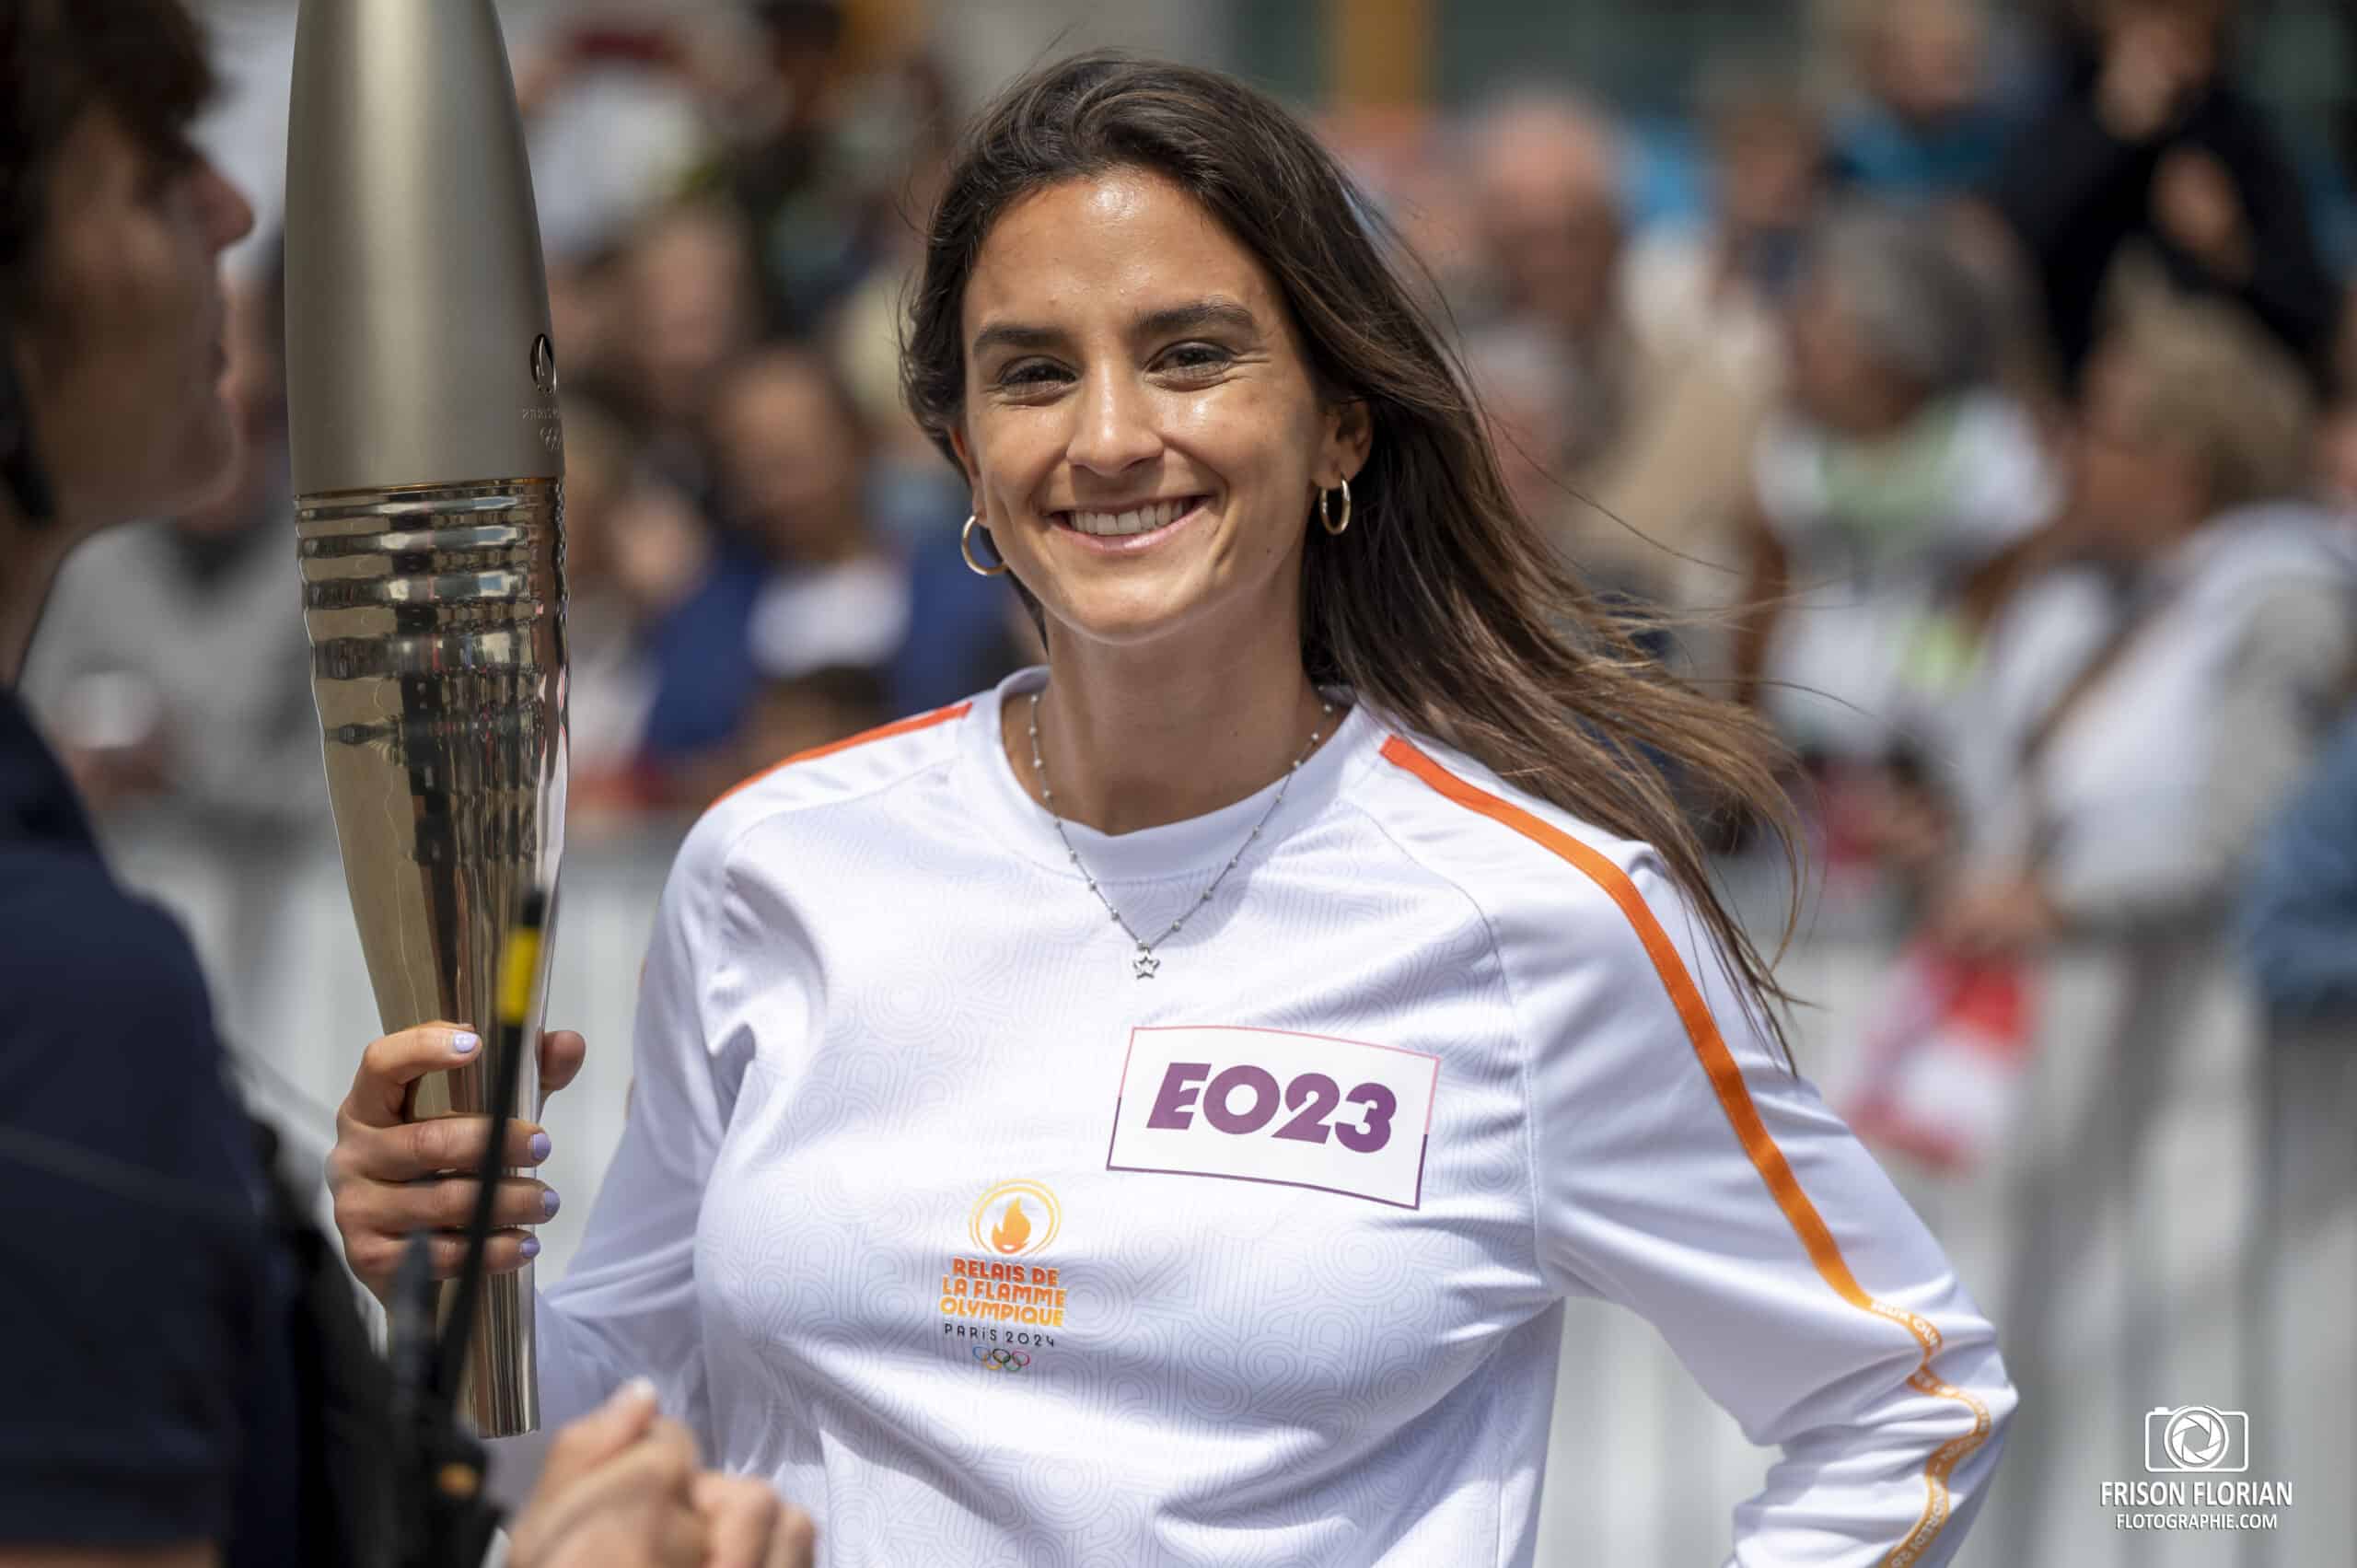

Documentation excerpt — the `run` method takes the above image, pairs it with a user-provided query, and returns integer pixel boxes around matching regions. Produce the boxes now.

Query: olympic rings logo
[972,1346,1032,1372]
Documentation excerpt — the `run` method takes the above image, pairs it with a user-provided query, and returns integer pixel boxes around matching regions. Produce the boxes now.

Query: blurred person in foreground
[0,3,809,1564]
[328,51,2014,1564]
[1931,294,2353,955]
[20,263,320,836]
[1986,0,2341,389]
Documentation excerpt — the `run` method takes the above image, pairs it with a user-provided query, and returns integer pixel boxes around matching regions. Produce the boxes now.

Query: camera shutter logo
[2144,1405,2249,1472]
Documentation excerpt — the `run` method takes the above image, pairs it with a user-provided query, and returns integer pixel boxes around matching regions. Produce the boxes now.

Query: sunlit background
[30,2,2357,1563]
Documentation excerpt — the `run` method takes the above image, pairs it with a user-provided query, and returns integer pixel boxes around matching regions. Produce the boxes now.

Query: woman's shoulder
[1351,722,1690,953]
[1352,720,1771,1051]
[671,697,982,878]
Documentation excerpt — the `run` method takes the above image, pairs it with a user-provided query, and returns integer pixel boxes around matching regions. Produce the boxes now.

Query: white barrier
[98,815,2355,1566]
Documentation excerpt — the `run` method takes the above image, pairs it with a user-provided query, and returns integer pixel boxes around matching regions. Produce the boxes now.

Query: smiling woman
[903,52,1804,974]
[334,48,2018,1568]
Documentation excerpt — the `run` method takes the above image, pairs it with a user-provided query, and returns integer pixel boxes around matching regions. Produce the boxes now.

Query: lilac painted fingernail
[528,1132,552,1162]
[451,1030,480,1055]
[520,1236,541,1260]
[541,1188,562,1220]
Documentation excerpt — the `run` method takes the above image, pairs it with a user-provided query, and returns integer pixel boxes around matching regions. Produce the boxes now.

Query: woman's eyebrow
[970,298,1260,359]
[1132,298,1260,339]
[970,321,1064,359]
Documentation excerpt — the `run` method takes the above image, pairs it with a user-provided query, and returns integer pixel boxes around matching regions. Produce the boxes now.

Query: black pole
[390,885,548,1568]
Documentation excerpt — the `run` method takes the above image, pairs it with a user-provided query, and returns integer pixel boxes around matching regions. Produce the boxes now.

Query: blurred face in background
[546,251,624,401]
[757,0,847,132]
[1463,333,1574,530]
[621,202,759,434]
[1785,269,1918,437]
[951,168,1361,657]
[554,400,631,594]
[11,104,252,532]
[1713,101,1821,306]
[710,349,870,565]
[2071,343,2205,560]
[1715,106,1820,243]
[1469,101,1623,342]
[1864,0,1986,128]
[2096,0,2233,82]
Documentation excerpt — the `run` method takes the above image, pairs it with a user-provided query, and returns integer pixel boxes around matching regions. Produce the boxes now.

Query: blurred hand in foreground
[512,1378,816,1568]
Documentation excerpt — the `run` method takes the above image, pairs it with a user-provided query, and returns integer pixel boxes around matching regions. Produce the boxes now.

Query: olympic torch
[285,0,565,1436]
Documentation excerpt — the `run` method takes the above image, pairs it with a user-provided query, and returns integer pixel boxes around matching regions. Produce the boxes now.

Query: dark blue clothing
[2238,713,2357,1030]
[890,538,1023,716]
[1828,103,2011,203]
[640,538,1020,761]
[0,686,305,1562]
[641,544,771,761]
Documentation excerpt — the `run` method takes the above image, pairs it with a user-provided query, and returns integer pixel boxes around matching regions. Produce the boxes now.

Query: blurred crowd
[26,0,2357,1031]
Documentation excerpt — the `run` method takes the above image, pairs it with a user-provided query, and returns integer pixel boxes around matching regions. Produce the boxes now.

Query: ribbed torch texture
[285,0,568,1437]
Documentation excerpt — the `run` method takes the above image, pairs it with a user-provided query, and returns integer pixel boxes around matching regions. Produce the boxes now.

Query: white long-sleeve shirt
[529,667,2014,1566]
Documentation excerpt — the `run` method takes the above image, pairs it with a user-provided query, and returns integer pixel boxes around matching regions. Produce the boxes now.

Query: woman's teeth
[1066,496,1199,537]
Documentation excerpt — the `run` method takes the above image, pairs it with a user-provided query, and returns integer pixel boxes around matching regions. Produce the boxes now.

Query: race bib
[1106,1025,1439,1209]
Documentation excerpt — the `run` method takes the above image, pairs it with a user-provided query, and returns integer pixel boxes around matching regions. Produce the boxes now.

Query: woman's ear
[1320,398,1374,487]
[947,423,989,523]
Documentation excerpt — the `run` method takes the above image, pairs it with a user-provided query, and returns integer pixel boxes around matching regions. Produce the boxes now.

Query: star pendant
[1131,948,1160,981]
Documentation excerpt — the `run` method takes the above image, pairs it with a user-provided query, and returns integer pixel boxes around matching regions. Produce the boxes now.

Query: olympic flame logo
[990,1199,1032,1254]
[968,1180,1061,1258]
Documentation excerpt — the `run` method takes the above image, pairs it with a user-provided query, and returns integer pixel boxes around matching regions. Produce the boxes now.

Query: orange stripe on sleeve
[714,702,972,807]
[1380,736,1990,1568]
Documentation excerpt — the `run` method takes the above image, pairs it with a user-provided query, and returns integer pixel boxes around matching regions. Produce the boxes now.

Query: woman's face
[951,169,1364,659]
[14,104,252,530]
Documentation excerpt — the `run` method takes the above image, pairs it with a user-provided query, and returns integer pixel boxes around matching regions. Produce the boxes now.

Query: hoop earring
[960,514,1010,577]
[1318,478,1352,537]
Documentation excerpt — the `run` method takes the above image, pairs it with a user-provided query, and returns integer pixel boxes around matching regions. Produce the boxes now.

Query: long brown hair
[901,52,1804,1056]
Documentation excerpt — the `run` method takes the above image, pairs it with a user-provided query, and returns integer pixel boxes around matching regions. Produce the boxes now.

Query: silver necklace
[1027,690,1334,980]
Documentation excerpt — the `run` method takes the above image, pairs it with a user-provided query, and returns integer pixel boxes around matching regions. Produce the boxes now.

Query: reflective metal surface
[286,0,565,1437]
[284,0,562,498]
[299,479,567,1434]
